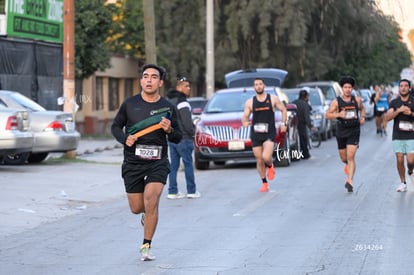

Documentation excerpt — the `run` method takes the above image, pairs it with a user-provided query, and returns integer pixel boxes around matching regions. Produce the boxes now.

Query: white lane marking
[233,192,278,217]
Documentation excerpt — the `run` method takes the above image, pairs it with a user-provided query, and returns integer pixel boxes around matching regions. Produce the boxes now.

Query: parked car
[297,81,342,134]
[0,105,33,163]
[194,68,299,170]
[358,89,375,119]
[283,87,333,140]
[188,97,208,125]
[0,90,80,164]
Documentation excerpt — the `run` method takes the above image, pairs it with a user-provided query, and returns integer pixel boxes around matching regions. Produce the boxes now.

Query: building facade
[75,56,140,135]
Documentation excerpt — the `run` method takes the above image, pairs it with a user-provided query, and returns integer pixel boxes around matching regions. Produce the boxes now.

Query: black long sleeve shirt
[111,93,182,163]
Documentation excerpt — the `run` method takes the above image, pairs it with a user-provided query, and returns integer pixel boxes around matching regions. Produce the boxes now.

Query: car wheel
[274,138,291,167]
[28,153,49,163]
[3,152,30,165]
[195,153,210,170]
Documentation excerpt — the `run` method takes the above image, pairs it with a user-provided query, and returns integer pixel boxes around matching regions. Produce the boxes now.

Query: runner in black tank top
[250,93,276,144]
[325,76,365,193]
[242,78,287,193]
[336,95,360,138]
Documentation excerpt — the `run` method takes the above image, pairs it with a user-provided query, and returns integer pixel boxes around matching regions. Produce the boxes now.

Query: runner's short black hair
[399,78,411,87]
[339,76,355,87]
[141,64,166,80]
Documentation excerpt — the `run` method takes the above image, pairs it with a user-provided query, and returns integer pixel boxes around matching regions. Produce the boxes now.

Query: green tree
[155,0,207,92]
[120,0,411,92]
[75,0,113,79]
[106,0,145,59]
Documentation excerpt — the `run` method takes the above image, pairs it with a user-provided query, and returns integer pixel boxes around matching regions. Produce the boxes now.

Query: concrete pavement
[51,137,124,163]
[75,137,122,156]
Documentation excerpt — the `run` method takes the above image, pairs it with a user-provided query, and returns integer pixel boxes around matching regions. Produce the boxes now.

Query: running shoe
[343,164,348,175]
[167,192,185,199]
[187,191,201,199]
[396,183,407,192]
[345,182,353,192]
[267,164,275,181]
[260,182,269,192]
[140,243,156,261]
[140,213,145,227]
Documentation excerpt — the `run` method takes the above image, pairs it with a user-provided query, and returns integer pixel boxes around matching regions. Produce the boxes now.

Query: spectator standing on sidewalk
[166,76,200,199]
[242,78,287,192]
[111,64,182,261]
[292,89,312,159]
[326,76,365,193]
[384,79,414,192]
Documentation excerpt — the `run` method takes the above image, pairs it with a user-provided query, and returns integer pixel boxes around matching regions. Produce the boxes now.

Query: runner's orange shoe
[267,164,275,181]
[343,164,348,175]
[260,182,269,192]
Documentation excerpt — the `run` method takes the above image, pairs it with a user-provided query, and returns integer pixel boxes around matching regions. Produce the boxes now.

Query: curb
[76,143,123,157]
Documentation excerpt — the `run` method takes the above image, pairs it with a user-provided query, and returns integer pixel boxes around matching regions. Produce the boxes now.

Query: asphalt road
[1,120,414,275]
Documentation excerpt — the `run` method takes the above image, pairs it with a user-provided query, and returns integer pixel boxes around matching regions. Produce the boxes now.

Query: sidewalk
[75,137,122,156]
[67,137,124,163]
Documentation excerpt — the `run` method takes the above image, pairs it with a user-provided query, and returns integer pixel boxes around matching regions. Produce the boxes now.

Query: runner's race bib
[135,145,162,160]
[399,121,414,131]
[253,123,269,133]
[345,109,357,119]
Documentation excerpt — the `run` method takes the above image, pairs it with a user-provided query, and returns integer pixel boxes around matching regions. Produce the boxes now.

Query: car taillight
[5,116,18,130]
[46,121,63,131]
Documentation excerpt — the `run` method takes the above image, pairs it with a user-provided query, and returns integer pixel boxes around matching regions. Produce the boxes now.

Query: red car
[194,69,299,170]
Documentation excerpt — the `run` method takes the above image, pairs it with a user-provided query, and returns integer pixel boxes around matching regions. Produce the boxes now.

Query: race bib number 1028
[135,145,162,160]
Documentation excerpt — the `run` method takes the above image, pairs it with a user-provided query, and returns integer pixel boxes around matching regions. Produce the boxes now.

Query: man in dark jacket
[166,76,200,199]
[293,89,312,159]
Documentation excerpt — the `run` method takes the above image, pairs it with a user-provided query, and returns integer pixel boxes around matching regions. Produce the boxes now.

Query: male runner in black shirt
[242,78,287,192]
[384,79,414,192]
[111,64,182,261]
[326,76,365,192]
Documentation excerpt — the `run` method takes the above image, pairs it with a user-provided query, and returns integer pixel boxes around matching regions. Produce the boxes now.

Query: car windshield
[285,92,297,103]
[189,99,207,110]
[9,92,46,111]
[205,90,255,113]
[285,91,322,106]
[318,86,336,101]
[309,92,322,106]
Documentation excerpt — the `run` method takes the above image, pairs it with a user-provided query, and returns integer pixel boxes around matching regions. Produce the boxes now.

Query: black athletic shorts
[375,110,386,117]
[121,157,170,193]
[336,131,360,149]
[251,136,275,147]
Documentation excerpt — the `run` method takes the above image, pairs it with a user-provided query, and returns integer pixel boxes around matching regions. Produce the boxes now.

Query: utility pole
[63,0,76,158]
[143,0,157,64]
[206,0,214,99]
